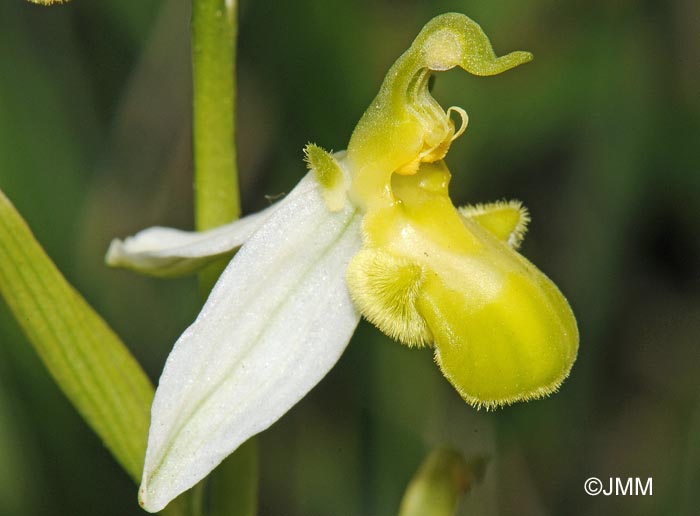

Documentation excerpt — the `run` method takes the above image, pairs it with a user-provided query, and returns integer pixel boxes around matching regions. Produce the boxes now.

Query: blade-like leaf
[0,189,153,482]
[139,174,363,512]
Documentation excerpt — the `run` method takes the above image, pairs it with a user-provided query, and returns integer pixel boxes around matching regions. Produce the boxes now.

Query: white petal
[105,203,277,277]
[139,173,363,512]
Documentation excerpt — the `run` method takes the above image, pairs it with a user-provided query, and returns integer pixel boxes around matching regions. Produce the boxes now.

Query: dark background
[1,0,698,515]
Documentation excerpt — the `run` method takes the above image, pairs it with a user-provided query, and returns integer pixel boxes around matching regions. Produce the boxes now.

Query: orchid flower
[107,13,579,512]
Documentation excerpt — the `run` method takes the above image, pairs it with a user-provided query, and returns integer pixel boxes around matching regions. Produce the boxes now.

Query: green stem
[190,1,258,515]
[159,483,207,516]
[209,439,259,516]
[192,0,240,233]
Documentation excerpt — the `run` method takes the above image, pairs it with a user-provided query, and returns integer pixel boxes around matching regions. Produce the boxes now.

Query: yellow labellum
[347,163,578,409]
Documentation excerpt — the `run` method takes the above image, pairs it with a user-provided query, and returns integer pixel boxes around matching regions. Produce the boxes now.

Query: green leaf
[0,189,153,482]
[399,448,485,516]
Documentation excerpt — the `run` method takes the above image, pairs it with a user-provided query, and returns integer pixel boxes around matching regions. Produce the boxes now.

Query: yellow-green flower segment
[309,13,578,409]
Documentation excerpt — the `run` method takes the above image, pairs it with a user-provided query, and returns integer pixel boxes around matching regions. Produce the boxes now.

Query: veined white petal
[105,203,277,277]
[139,173,363,512]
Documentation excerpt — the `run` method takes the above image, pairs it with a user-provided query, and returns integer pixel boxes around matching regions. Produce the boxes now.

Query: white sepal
[106,204,277,277]
[139,173,362,512]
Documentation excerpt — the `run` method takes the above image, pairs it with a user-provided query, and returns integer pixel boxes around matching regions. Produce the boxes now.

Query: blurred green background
[1,0,699,515]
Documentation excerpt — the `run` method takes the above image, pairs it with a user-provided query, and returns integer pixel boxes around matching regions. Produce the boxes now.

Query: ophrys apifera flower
[107,13,578,512]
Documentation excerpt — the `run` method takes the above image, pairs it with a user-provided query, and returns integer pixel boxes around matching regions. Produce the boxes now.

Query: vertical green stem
[209,439,259,516]
[190,1,258,515]
[192,0,240,233]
